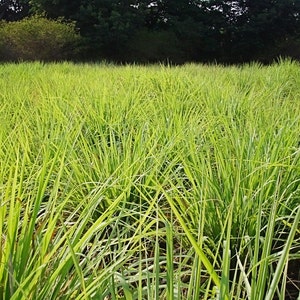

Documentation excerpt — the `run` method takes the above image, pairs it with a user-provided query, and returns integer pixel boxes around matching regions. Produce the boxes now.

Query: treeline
[1,0,300,63]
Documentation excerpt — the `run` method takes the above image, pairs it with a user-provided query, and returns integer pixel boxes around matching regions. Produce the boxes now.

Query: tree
[27,0,300,62]
[228,0,300,61]
[29,0,144,59]
[0,0,29,21]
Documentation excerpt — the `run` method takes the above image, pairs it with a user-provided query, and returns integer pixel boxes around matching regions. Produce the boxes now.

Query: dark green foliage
[4,0,300,63]
[228,0,300,62]
[30,0,144,60]
[125,29,186,63]
[0,16,81,61]
[0,0,29,21]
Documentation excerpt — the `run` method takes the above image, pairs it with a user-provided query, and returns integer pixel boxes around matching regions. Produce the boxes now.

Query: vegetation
[1,0,300,63]
[0,60,299,299]
[0,16,81,61]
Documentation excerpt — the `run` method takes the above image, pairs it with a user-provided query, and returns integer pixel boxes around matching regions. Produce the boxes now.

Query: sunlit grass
[0,60,299,299]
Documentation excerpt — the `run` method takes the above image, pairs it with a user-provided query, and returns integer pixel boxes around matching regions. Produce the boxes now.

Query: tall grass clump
[0,60,299,299]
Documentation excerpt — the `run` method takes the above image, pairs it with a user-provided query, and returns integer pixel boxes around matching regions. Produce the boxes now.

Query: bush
[0,16,81,62]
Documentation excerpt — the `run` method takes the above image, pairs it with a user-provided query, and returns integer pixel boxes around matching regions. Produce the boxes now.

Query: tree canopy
[0,0,29,20]
[1,0,300,63]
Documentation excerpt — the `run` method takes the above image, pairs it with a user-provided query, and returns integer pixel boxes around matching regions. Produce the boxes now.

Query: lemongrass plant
[0,60,299,299]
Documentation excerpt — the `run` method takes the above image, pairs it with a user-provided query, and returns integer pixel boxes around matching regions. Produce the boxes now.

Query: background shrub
[0,16,81,62]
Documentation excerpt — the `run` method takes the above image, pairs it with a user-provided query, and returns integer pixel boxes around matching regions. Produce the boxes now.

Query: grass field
[0,60,299,300]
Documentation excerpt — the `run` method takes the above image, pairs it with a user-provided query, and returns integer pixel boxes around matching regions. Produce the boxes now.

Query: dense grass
[0,60,299,299]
